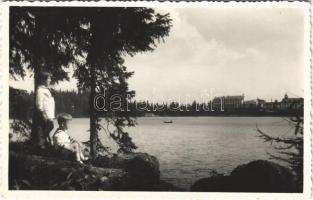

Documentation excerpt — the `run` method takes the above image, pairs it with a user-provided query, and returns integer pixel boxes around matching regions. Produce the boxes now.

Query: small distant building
[264,101,279,112]
[264,102,275,112]
[279,93,303,113]
[256,98,266,111]
[212,95,244,111]
[264,102,274,111]
[242,98,266,112]
[242,99,257,110]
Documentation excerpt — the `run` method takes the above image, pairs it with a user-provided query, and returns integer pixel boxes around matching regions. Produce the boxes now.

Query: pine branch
[257,125,302,145]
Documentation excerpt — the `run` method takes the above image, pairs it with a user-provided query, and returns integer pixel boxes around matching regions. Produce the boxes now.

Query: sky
[10,7,305,102]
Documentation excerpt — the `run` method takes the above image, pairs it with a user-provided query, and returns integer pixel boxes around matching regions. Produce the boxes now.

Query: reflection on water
[58,116,293,189]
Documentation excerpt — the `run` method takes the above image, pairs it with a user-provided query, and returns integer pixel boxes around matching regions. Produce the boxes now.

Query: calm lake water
[53,116,293,189]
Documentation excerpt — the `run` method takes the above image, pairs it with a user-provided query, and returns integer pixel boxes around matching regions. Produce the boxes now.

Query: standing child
[53,113,87,163]
[35,71,55,149]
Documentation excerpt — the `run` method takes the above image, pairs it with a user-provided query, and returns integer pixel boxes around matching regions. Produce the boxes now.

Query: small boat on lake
[163,120,173,124]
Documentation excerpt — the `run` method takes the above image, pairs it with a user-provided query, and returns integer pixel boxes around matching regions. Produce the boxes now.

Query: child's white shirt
[53,128,71,149]
[36,85,55,120]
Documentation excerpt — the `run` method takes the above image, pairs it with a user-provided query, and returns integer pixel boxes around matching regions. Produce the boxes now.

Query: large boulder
[191,160,297,192]
[93,152,160,190]
[230,160,297,192]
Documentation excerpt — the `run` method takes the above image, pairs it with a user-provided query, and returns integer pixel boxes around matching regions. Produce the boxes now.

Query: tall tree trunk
[88,23,100,159]
[30,17,43,145]
[30,65,40,144]
[89,65,98,159]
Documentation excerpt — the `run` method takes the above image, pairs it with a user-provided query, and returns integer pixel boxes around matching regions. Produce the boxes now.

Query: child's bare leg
[77,142,87,160]
[72,143,82,163]
[73,142,86,161]
[80,151,86,160]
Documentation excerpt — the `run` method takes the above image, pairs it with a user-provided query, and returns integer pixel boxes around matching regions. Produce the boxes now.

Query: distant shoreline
[67,114,301,118]
[9,113,302,121]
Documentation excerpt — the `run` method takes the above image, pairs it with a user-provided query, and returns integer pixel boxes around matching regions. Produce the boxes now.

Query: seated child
[52,113,87,164]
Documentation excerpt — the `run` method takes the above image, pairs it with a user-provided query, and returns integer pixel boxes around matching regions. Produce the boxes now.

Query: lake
[55,116,293,190]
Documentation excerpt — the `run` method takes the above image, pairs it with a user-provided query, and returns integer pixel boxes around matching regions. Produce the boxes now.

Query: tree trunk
[30,66,40,144]
[89,65,97,159]
[30,17,43,145]
[88,23,100,160]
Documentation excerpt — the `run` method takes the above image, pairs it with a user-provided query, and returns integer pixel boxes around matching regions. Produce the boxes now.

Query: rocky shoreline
[9,142,183,191]
[9,142,299,192]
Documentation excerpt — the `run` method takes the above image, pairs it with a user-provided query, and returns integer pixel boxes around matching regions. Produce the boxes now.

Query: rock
[93,152,160,190]
[190,174,232,192]
[191,160,297,192]
[230,160,297,192]
[9,151,128,190]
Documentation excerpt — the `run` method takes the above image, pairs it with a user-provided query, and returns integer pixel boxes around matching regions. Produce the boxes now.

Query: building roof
[281,98,304,103]
[243,100,257,104]
[257,98,266,103]
[213,95,244,100]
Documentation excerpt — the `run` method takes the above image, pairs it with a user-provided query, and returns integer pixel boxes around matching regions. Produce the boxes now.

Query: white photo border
[0,1,311,200]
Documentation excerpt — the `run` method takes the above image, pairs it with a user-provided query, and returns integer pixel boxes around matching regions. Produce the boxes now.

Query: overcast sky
[11,7,305,102]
